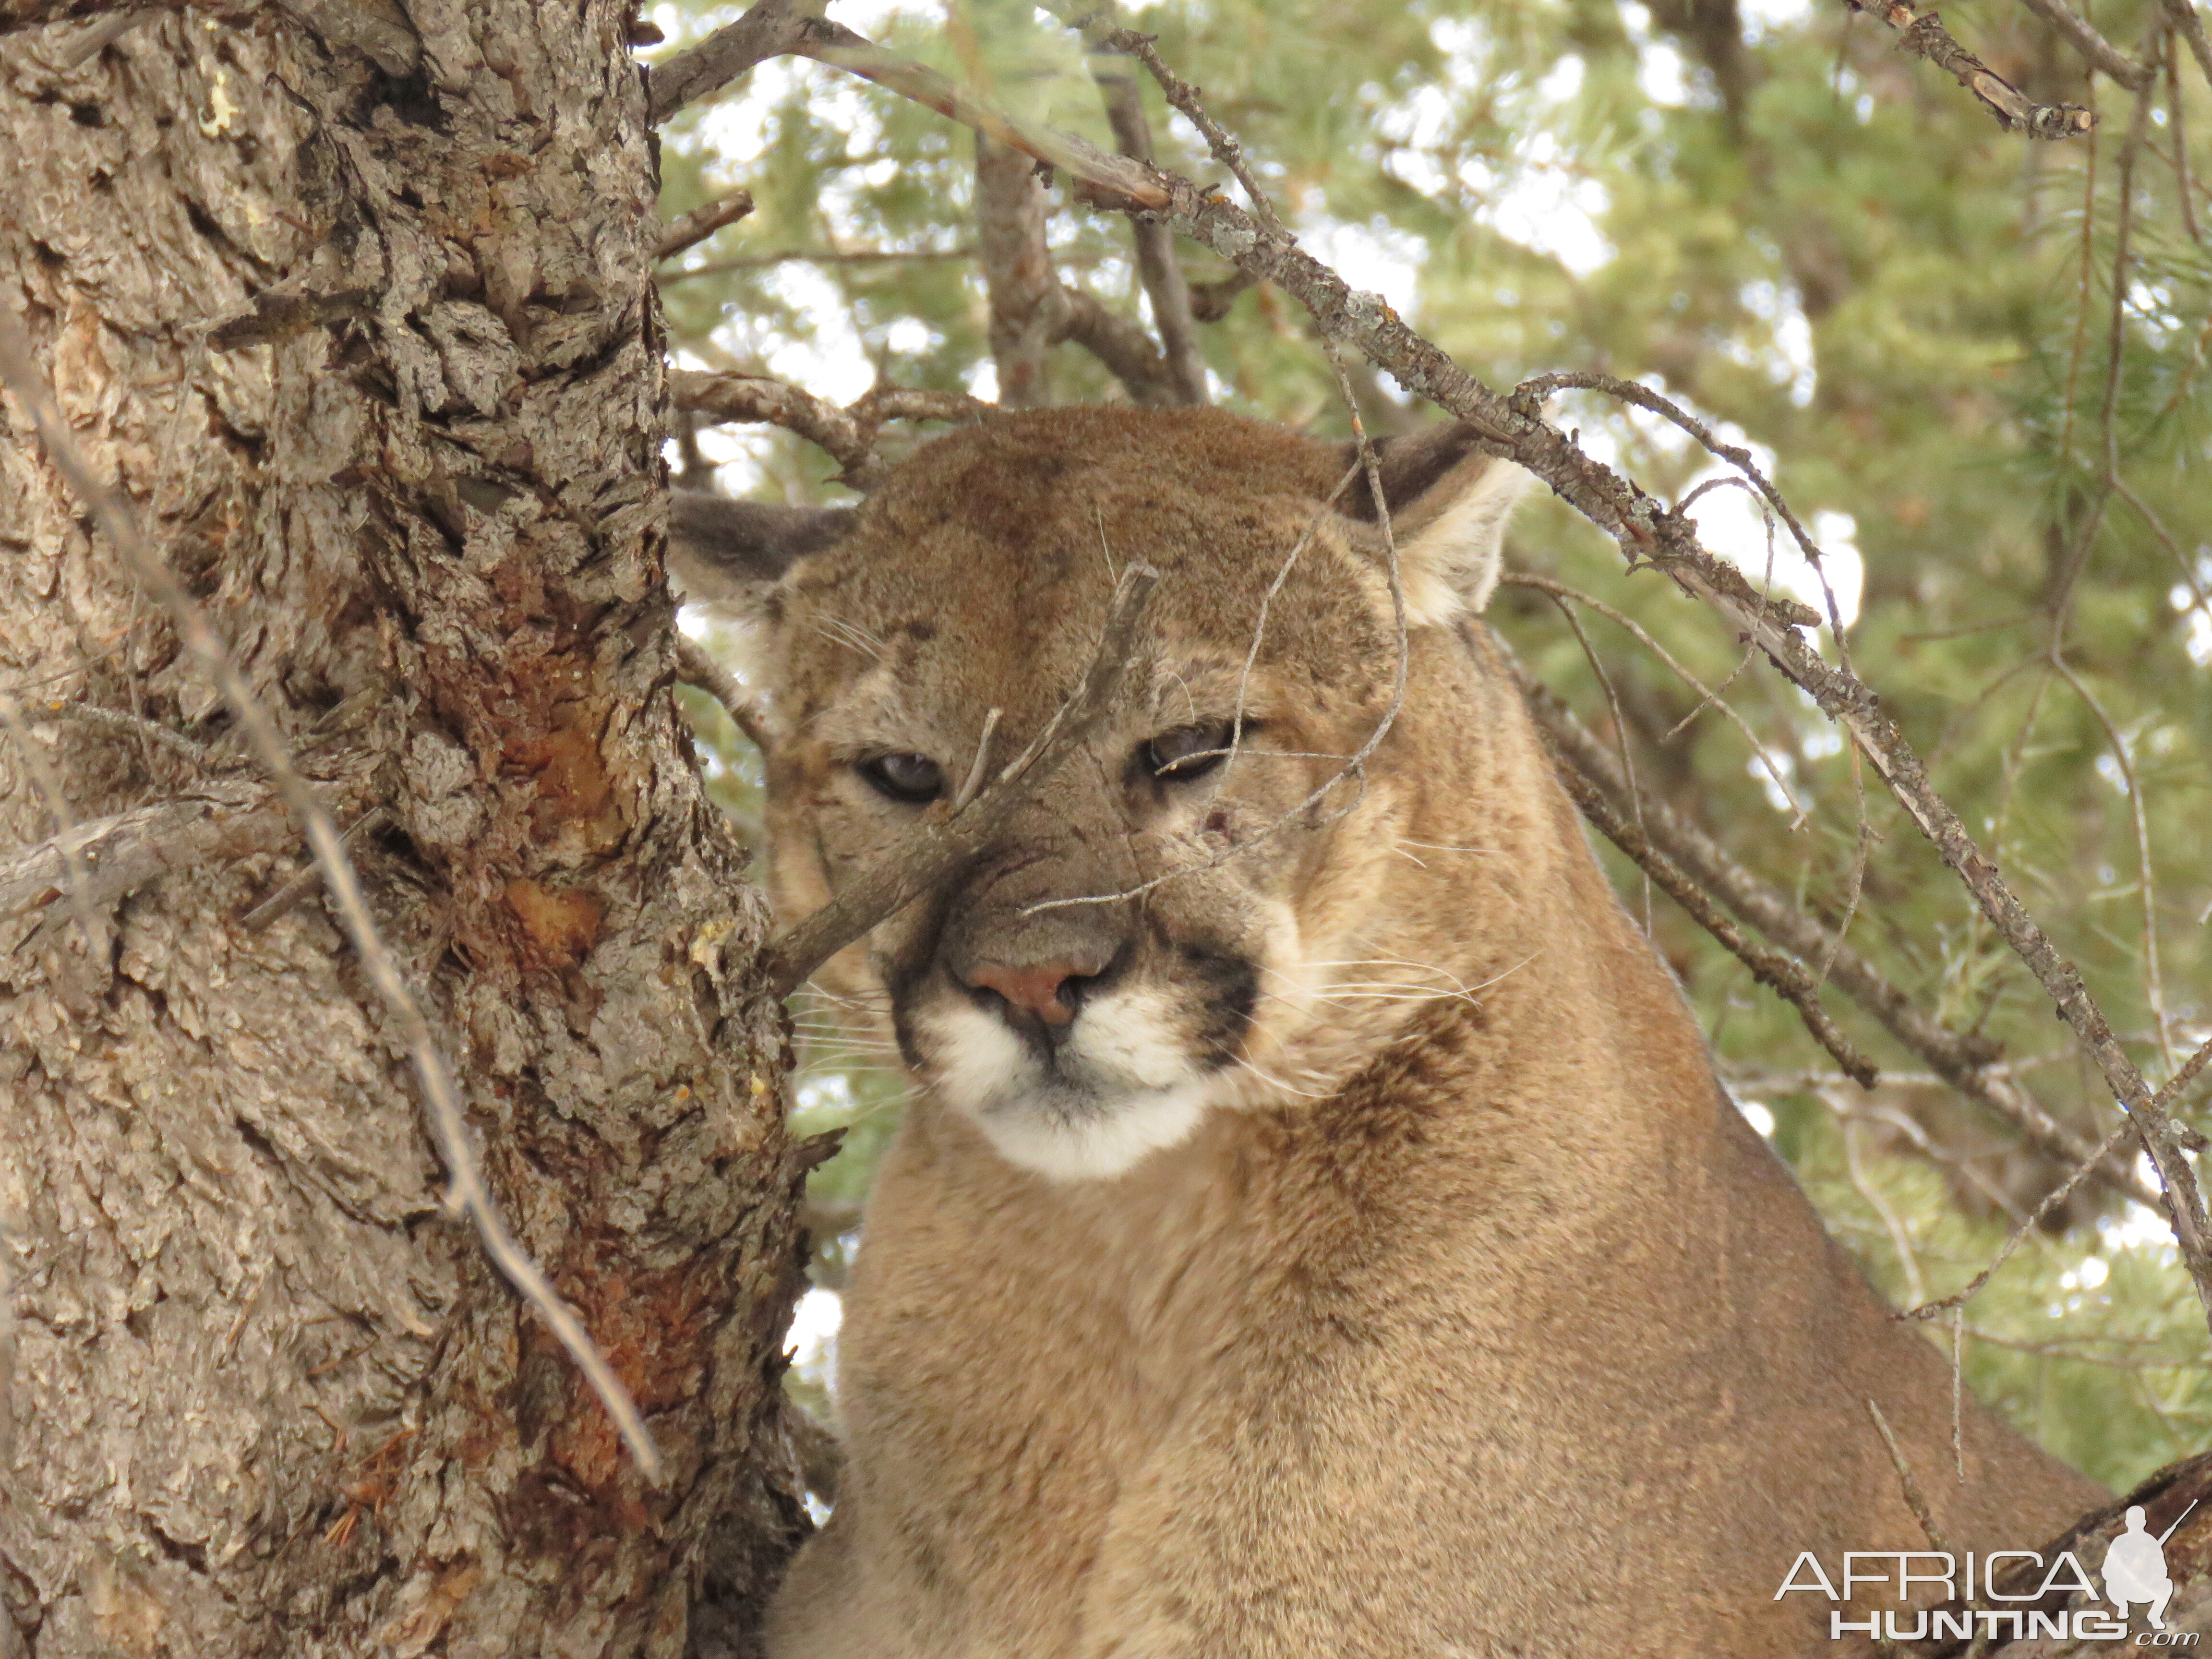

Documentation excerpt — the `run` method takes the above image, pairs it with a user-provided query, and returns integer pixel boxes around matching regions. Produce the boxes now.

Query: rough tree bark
[1,8,809,1657]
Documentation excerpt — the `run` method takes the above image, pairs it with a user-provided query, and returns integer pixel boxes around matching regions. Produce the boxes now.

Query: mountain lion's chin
[963,1082,1216,1182]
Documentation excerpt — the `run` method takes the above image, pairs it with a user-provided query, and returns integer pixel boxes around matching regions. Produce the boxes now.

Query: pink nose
[965,961,1088,1026]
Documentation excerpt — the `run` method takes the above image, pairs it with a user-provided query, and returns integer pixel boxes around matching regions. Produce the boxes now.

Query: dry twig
[674,634,771,754]
[1512,663,2159,1210]
[673,371,989,490]
[0,308,665,1480]
[1865,1397,1954,1555]
[764,563,1160,997]
[1536,721,1880,1086]
[1848,0,2098,135]
[655,188,755,260]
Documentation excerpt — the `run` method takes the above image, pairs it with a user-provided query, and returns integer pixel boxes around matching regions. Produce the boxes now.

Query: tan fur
[693,408,2104,1657]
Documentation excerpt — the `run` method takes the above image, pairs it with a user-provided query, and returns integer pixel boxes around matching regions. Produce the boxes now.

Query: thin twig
[2051,654,2173,1070]
[37,698,218,764]
[655,188,755,260]
[673,371,990,490]
[238,806,391,933]
[1865,1397,1954,1556]
[951,708,1002,813]
[0,307,665,1480]
[0,791,289,923]
[0,689,105,959]
[1511,659,2158,1209]
[764,564,1160,997]
[674,634,771,754]
[1499,572,1811,825]
[1540,732,1880,1085]
[1896,1118,2135,1320]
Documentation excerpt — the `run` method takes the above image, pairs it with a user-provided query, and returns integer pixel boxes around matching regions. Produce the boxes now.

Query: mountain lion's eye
[1143,721,1240,782]
[858,752,945,804]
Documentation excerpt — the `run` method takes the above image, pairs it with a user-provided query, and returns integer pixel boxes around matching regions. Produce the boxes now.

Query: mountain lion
[669,407,2103,1658]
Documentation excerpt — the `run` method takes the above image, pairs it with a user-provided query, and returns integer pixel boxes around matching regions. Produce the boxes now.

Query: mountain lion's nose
[963,959,1101,1027]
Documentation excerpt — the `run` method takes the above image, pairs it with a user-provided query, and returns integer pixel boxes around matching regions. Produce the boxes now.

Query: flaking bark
[2,8,808,1656]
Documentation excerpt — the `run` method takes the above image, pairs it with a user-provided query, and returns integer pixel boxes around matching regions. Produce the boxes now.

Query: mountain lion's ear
[666,492,855,622]
[1341,423,1536,622]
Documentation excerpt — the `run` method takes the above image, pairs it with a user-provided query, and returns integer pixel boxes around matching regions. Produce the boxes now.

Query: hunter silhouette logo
[2104,1503,2195,1630]
[1778,1498,2202,1645]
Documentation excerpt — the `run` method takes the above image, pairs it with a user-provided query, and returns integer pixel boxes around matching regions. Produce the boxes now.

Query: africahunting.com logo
[1778,1503,2200,1645]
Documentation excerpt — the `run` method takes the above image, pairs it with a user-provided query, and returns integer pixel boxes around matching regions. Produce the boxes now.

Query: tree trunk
[1,10,809,1657]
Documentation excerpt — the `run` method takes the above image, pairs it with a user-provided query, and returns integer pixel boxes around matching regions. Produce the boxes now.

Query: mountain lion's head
[672,408,1535,1179]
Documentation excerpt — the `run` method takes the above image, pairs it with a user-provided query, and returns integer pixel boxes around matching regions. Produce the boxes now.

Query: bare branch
[1864,1398,1953,1555]
[1530,706,1880,1087]
[658,245,971,285]
[238,806,391,934]
[1056,285,1174,407]
[1099,28,1286,233]
[765,563,1159,997]
[655,188,755,260]
[36,697,218,763]
[2168,0,2212,82]
[650,0,1168,210]
[672,370,990,489]
[55,5,148,67]
[1898,1118,2136,1321]
[975,134,1060,409]
[1510,661,2161,1211]
[0,308,666,1480]
[674,634,771,754]
[2017,0,2154,87]
[0,789,285,923]
[1091,53,1209,405]
[648,0,816,125]
[1848,0,2098,135]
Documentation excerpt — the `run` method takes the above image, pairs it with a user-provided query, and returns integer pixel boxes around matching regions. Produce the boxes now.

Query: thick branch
[674,634,770,754]
[765,564,1159,996]
[1056,286,1174,407]
[975,134,1060,409]
[671,370,989,489]
[1851,0,2098,134]
[0,309,665,1478]
[647,0,816,124]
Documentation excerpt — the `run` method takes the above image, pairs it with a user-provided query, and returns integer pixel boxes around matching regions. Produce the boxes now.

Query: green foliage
[652,0,2211,1491]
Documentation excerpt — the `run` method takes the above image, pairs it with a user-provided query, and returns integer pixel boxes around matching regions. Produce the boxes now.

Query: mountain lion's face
[688,409,1530,1178]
